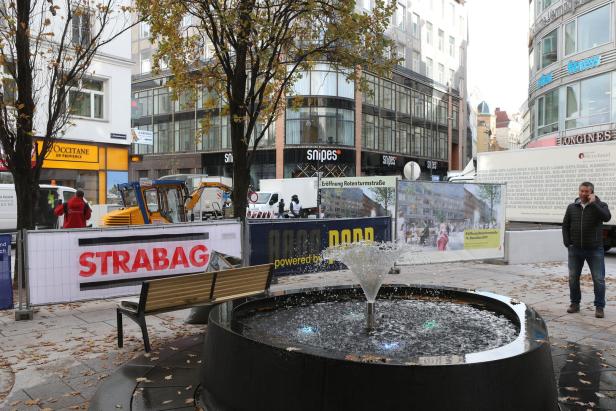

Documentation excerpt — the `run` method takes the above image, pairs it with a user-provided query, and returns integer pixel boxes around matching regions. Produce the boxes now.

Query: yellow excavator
[101,179,232,226]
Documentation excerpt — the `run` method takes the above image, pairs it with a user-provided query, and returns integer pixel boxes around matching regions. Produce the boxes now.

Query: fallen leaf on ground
[162,399,173,404]
[596,392,606,398]
[564,387,579,392]
[579,379,592,385]
[164,375,173,380]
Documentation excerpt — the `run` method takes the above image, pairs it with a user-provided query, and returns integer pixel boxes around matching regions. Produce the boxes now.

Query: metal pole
[16,230,22,311]
[366,302,376,330]
[317,172,322,218]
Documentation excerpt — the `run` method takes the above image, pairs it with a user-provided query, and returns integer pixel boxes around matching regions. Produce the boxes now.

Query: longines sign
[558,130,616,146]
[531,0,593,36]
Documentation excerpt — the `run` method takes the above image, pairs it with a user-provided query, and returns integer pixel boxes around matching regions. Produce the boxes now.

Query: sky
[467,0,529,114]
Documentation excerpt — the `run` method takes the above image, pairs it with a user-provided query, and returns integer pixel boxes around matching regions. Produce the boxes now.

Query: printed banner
[0,234,12,310]
[131,129,154,145]
[248,217,391,277]
[319,176,398,219]
[396,181,506,264]
[26,221,241,305]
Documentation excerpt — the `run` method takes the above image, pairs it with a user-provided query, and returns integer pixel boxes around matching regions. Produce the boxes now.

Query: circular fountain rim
[208,284,549,367]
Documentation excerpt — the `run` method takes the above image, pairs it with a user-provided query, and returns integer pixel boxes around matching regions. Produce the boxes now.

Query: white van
[0,184,78,234]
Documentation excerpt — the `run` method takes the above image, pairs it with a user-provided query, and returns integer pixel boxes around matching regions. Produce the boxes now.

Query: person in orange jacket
[54,189,91,228]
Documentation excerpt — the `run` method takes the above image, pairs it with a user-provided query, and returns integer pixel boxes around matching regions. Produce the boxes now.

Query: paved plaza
[1,255,616,410]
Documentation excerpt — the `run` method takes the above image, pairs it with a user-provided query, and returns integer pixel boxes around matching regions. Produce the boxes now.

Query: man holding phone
[562,182,611,318]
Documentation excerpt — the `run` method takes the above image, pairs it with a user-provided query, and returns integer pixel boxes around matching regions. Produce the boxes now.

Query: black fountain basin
[200,285,558,411]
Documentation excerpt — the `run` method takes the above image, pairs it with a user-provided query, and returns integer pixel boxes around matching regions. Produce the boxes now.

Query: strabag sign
[26,222,241,305]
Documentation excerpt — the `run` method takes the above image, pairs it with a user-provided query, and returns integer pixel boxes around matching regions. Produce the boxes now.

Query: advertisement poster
[0,234,12,310]
[319,176,398,218]
[396,181,506,264]
[106,171,128,204]
[26,221,241,305]
[248,217,391,276]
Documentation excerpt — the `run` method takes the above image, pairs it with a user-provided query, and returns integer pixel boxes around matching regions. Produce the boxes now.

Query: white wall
[505,229,567,264]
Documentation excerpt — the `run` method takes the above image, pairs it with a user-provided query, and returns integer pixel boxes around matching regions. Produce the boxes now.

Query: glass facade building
[129,0,469,184]
[528,0,616,147]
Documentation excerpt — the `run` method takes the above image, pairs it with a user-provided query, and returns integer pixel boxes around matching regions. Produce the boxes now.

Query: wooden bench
[116,264,273,352]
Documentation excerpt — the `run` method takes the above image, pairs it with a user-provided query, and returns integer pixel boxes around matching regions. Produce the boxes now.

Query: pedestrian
[54,189,92,228]
[290,194,302,218]
[278,198,285,218]
[562,182,611,318]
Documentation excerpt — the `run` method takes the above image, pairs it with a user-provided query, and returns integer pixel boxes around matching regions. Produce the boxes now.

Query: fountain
[200,242,558,411]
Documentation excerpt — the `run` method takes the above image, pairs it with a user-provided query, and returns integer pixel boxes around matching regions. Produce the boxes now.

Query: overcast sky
[467,0,529,114]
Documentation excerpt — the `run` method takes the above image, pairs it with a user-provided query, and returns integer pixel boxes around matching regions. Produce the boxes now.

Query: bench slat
[148,281,213,296]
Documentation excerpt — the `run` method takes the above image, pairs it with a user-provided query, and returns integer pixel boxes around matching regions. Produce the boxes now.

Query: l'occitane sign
[38,141,98,162]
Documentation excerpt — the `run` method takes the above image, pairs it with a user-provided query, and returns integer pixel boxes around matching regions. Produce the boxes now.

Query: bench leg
[116,309,124,348]
[138,316,151,353]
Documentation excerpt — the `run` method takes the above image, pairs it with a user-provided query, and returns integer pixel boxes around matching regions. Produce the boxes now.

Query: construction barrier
[247,217,391,277]
[24,220,242,305]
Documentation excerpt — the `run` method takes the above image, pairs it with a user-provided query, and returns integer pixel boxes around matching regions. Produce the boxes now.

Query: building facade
[527,0,616,148]
[130,0,470,186]
[0,1,133,204]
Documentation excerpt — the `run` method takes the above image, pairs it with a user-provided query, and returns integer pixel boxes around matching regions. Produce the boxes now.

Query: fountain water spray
[323,241,410,330]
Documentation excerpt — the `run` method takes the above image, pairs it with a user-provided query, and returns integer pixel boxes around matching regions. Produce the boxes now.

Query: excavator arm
[185,182,232,210]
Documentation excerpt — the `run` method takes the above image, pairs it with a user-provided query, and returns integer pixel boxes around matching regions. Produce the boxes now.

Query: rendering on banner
[396,181,506,264]
[248,217,391,276]
[319,176,398,219]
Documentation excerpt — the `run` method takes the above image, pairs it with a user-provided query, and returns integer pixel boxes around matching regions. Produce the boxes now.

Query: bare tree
[137,0,399,219]
[0,0,137,237]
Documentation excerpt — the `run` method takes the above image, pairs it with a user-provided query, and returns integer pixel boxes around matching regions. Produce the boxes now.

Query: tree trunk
[12,170,37,284]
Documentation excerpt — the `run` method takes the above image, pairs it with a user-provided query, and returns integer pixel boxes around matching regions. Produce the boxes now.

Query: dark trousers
[568,246,606,308]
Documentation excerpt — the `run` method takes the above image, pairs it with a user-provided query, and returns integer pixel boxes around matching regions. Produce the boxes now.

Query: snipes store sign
[558,130,615,146]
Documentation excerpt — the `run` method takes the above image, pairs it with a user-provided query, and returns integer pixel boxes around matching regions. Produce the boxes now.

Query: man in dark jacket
[562,182,611,318]
[54,189,92,228]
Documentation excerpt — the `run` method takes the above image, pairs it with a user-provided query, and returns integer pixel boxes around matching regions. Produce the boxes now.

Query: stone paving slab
[1,255,616,410]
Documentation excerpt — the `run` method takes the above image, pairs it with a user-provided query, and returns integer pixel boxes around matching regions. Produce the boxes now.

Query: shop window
[137,170,149,179]
[566,73,611,129]
[155,122,173,153]
[538,29,557,69]
[362,114,376,149]
[362,74,378,106]
[579,73,611,127]
[153,88,171,114]
[537,88,558,136]
[175,120,195,152]
[68,78,105,119]
[286,107,354,146]
[310,68,337,96]
[565,5,611,56]
[72,8,91,46]
[157,169,170,178]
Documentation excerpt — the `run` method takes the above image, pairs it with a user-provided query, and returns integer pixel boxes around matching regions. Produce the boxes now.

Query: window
[362,0,371,11]
[538,29,557,69]
[564,5,612,56]
[393,3,406,29]
[438,30,444,52]
[437,64,444,83]
[426,22,433,45]
[140,22,150,39]
[175,119,195,152]
[449,36,455,57]
[0,63,16,106]
[537,0,553,14]
[449,69,455,86]
[441,0,445,18]
[68,79,104,119]
[459,16,464,35]
[529,48,535,76]
[286,107,354,146]
[450,4,455,25]
[411,13,420,38]
[141,51,151,73]
[412,51,420,72]
[137,170,149,179]
[574,73,611,128]
[565,84,579,129]
[426,58,433,78]
[72,8,91,46]
[537,88,558,136]
[182,15,191,27]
